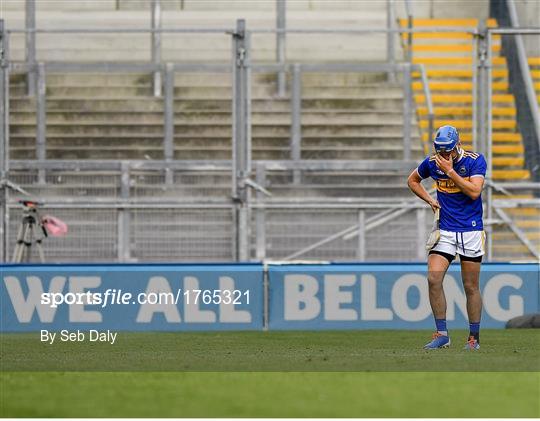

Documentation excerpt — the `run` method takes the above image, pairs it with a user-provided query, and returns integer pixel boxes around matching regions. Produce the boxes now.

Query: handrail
[248,27,477,34]
[7,28,233,34]
[403,0,413,18]
[9,61,230,73]
[403,0,413,61]
[6,27,480,35]
[282,188,436,261]
[6,197,538,209]
[390,0,414,62]
[498,0,540,145]
[414,63,434,153]
[488,0,540,188]
[8,159,419,172]
[494,207,540,260]
[151,0,161,96]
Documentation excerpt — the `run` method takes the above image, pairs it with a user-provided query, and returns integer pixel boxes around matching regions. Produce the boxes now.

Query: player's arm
[407,168,440,213]
[435,154,484,200]
[446,171,483,200]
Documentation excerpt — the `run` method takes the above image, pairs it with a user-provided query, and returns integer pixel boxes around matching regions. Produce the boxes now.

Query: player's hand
[435,154,453,175]
[428,199,441,213]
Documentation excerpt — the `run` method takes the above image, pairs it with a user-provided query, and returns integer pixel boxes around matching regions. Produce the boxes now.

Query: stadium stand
[1,1,538,262]
[402,18,527,180]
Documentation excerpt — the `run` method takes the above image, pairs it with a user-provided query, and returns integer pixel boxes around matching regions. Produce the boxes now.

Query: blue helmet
[434,125,459,153]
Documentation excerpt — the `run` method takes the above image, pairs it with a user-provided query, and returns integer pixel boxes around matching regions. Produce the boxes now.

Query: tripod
[11,200,47,263]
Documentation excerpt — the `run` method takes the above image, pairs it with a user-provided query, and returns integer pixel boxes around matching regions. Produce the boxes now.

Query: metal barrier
[4,159,420,262]
[485,28,540,258]
[3,159,539,262]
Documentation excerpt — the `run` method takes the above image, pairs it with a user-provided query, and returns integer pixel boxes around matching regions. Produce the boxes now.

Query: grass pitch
[1,329,538,371]
[1,330,539,417]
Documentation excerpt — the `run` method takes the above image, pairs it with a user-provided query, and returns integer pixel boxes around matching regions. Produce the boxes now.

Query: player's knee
[427,272,444,288]
[463,281,480,296]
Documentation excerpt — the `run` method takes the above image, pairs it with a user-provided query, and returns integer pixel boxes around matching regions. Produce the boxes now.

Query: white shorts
[430,229,486,258]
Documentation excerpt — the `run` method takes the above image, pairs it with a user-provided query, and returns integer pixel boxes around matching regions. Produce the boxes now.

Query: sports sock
[469,322,480,343]
[435,318,448,336]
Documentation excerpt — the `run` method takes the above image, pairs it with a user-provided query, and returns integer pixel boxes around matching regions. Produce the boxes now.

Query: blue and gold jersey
[417,150,487,232]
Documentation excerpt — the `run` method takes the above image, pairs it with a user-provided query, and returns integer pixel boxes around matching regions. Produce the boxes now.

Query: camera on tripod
[12,200,68,263]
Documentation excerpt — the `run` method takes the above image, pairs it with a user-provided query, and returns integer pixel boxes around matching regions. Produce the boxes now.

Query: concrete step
[301,72,389,86]
[492,232,540,242]
[10,122,419,136]
[10,98,164,112]
[415,93,515,105]
[40,73,395,86]
[422,132,522,143]
[11,143,422,160]
[413,69,509,79]
[412,81,509,92]
[9,97,406,112]
[299,150,423,160]
[10,111,415,125]
[11,72,400,88]
[10,136,418,153]
[301,98,404,109]
[417,106,516,117]
[10,85,404,99]
[11,135,412,148]
[492,169,530,180]
[504,208,540,217]
[301,86,403,97]
[300,137,414,147]
[419,119,516,130]
[492,243,540,257]
[9,99,294,112]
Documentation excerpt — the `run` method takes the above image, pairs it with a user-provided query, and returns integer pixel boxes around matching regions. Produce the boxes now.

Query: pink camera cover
[42,215,68,237]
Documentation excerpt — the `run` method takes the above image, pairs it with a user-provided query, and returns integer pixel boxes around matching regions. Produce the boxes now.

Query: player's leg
[423,250,453,349]
[458,230,484,350]
[427,252,451,320]
[460,257,482,350]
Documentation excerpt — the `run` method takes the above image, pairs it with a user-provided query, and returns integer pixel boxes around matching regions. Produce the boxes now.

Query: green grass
[1,330,539,417]
[1,330,539,371]
[0,372,538,417]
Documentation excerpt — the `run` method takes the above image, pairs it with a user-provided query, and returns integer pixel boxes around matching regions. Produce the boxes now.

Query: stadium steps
[2,2,398,63]
[531,57,540,105]
[9,71,422,165]
[401,17,529,181]
[400,18,539,261]
[8,68,422,199]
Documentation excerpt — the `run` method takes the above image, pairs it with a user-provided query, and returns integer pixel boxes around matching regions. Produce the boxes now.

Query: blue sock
[469,322,480,342]
[435,318,447,335]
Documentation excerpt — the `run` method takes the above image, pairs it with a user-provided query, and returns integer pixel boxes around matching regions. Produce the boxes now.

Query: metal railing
[3,21,437,179]
[1,6,538,262]
[3,158,418,263]
[251,61,420,163]
[18,0,417,98]
[415,63,434,153]
[4,19,457,207]
[478,24,540,256]
[1,16,441,263]
[488,0,540,184]
[4,160,538,262]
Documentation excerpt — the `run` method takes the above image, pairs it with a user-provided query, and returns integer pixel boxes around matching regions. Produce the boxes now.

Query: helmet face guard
[434,125,459,153]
